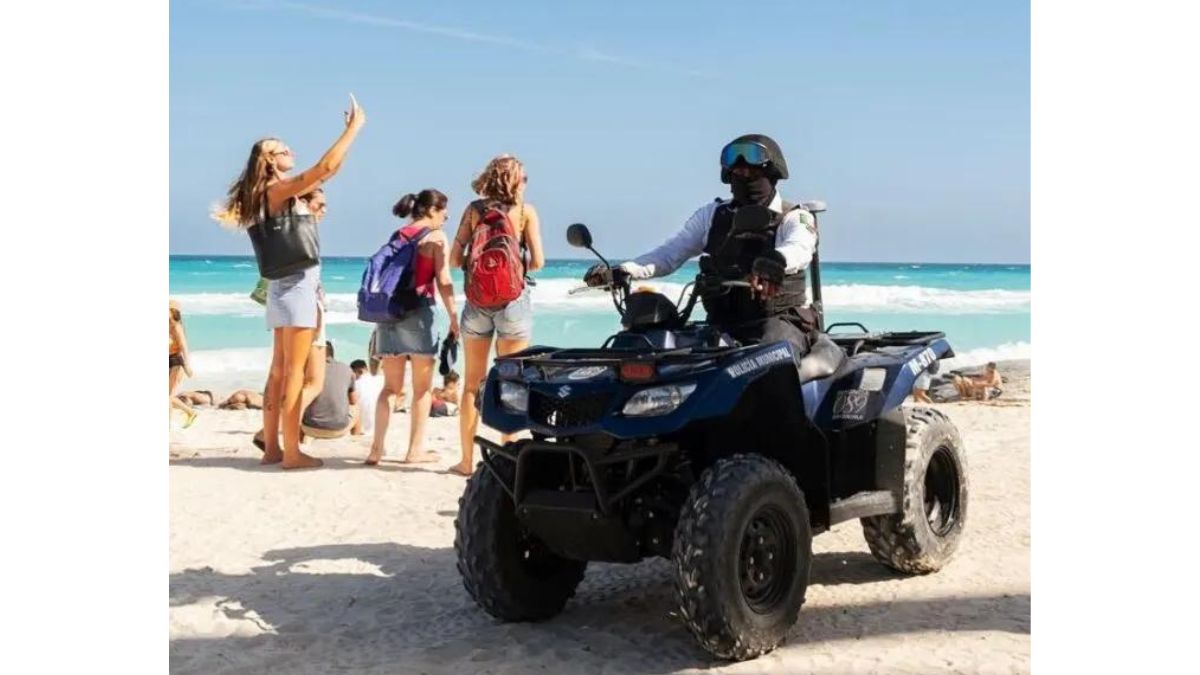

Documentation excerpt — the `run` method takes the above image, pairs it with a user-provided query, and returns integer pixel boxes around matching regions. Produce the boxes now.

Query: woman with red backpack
[448,154,545,476]
[365,189,461,467]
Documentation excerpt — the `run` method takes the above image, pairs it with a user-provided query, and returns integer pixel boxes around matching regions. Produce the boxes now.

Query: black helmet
[719,133,789,184]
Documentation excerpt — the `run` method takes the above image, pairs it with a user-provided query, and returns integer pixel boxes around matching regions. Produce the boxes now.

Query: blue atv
[454,203,968,661]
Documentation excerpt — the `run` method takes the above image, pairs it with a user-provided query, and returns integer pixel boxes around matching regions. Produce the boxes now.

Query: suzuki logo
[557,385,572,398]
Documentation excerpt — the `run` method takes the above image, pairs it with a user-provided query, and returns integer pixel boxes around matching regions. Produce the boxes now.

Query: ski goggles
[719,141,771,168]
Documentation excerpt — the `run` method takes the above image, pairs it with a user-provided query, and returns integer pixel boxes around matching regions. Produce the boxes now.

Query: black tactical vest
[700,199,809,326]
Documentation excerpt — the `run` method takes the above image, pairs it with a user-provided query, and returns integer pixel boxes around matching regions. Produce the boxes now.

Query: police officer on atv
[585,134,818,354]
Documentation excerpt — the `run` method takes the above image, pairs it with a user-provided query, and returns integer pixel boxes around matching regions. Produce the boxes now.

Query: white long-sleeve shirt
[620,192,818,280]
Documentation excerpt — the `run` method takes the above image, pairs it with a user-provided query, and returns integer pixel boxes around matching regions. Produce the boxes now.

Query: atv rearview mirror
[566,224,593,249]
[731,204,773,233]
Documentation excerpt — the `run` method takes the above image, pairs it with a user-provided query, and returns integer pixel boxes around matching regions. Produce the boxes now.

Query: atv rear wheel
[455,462,587,621]
[862,407,968,574]
[672,454,812,661]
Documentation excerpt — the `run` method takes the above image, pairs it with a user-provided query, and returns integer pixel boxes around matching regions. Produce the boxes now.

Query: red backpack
[465,201,525,310]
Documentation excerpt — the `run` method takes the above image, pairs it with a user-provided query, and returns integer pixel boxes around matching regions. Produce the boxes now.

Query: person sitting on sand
[911,361,939,404]
[953,362,1004,401]
[299,342,361,440]
[350,358,383,434]
[219,389,265,410]
[177,390,216,407]
[431,370,460,417]
[169,300,198,428]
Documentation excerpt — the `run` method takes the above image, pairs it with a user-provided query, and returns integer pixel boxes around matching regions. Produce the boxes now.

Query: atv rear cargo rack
[825,323,949,356]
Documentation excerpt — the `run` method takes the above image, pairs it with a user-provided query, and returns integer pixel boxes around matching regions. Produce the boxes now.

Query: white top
[619,192,818,280]
[355,373,384,433]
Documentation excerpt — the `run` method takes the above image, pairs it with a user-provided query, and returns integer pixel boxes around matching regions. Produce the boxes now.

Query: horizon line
[167,253,1031,267]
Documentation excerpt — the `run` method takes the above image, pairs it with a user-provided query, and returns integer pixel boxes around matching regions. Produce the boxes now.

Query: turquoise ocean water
[170,256,1030,390]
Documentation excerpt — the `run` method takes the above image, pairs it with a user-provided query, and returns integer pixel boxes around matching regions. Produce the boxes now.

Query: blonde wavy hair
[212,138,284,229]
[470,154,524,205]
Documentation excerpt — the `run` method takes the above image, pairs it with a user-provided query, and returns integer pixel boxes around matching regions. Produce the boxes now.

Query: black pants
[721,315,811,357]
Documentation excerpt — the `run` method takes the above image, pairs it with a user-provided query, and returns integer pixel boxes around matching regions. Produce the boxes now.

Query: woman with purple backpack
[448,154,545,476]
[214,95,365,469]
[365,189,461,467]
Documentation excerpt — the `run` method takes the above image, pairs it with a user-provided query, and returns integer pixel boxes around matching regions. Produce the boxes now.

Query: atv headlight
[499,381,529,413]
[622,383,697,417]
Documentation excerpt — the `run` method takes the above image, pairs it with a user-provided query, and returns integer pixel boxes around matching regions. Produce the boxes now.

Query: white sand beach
[169,361,1030,674]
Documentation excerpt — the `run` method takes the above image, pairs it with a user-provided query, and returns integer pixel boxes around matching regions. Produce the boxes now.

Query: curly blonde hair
[470,154,524,205]
[212,138,284,229]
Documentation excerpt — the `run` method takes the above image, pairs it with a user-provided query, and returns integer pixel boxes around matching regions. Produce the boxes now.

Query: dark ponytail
[392,189,448,220]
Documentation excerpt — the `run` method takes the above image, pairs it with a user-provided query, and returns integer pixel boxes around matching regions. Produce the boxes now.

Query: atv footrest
[828,490,898,525]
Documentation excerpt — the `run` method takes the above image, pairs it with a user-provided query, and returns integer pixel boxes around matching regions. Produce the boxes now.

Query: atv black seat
[798,334,845,383]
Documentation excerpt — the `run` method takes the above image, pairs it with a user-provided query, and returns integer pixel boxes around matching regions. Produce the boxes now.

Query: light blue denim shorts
[461,287,532,340]
[374,305,439,357]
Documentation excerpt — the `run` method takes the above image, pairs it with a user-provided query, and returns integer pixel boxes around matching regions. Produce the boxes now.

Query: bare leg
[455,336,494,476]
[495,337,530,445]
[300,345,327,416]
[367,357,407,465]
[279,327,322,469]
[394,357,409,411]
[951,375,970,399]
[300,310,327,414]
[261,334,286,464]
[404,355,438,463]
[169,366,195,420]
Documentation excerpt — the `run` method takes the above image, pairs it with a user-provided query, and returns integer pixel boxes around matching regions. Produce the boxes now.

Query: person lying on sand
[953,362,1004,401]
[431,371,460,417]
[219,389,264,410]
[177,390,216,407]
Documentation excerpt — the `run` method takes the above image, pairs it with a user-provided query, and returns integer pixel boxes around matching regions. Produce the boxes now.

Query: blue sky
[171,0,1029,263]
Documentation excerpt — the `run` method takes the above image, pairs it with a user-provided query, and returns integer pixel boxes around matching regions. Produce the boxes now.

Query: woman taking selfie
[215,95,366,469]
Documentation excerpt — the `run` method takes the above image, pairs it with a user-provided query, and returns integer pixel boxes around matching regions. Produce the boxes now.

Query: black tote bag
[247,198,320,279]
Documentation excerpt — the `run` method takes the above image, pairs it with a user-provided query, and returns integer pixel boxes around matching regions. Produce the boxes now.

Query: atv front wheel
[862,407,968,574]
[672,454,812,661]
[455,462,587,621]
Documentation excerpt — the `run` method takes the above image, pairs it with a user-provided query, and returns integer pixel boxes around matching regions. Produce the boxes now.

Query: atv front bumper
[477,436,678,516]
[476,436,679,562]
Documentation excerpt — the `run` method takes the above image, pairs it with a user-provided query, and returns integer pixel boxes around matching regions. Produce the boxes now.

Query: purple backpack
[357,227,431,323]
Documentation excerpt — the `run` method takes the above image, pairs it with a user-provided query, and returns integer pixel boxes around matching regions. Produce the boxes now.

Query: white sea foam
[189,347,273,374]
[174,281,1029,318]
[940,341,1031,369]
[525,279,1029,314]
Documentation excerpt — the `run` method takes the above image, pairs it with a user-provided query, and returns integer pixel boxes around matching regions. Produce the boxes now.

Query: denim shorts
[266,265,321,329]
[374,305,439,357]
[461,287,532,340]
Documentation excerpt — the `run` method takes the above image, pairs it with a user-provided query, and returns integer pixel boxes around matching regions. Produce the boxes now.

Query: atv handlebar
[568,224,760,326]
